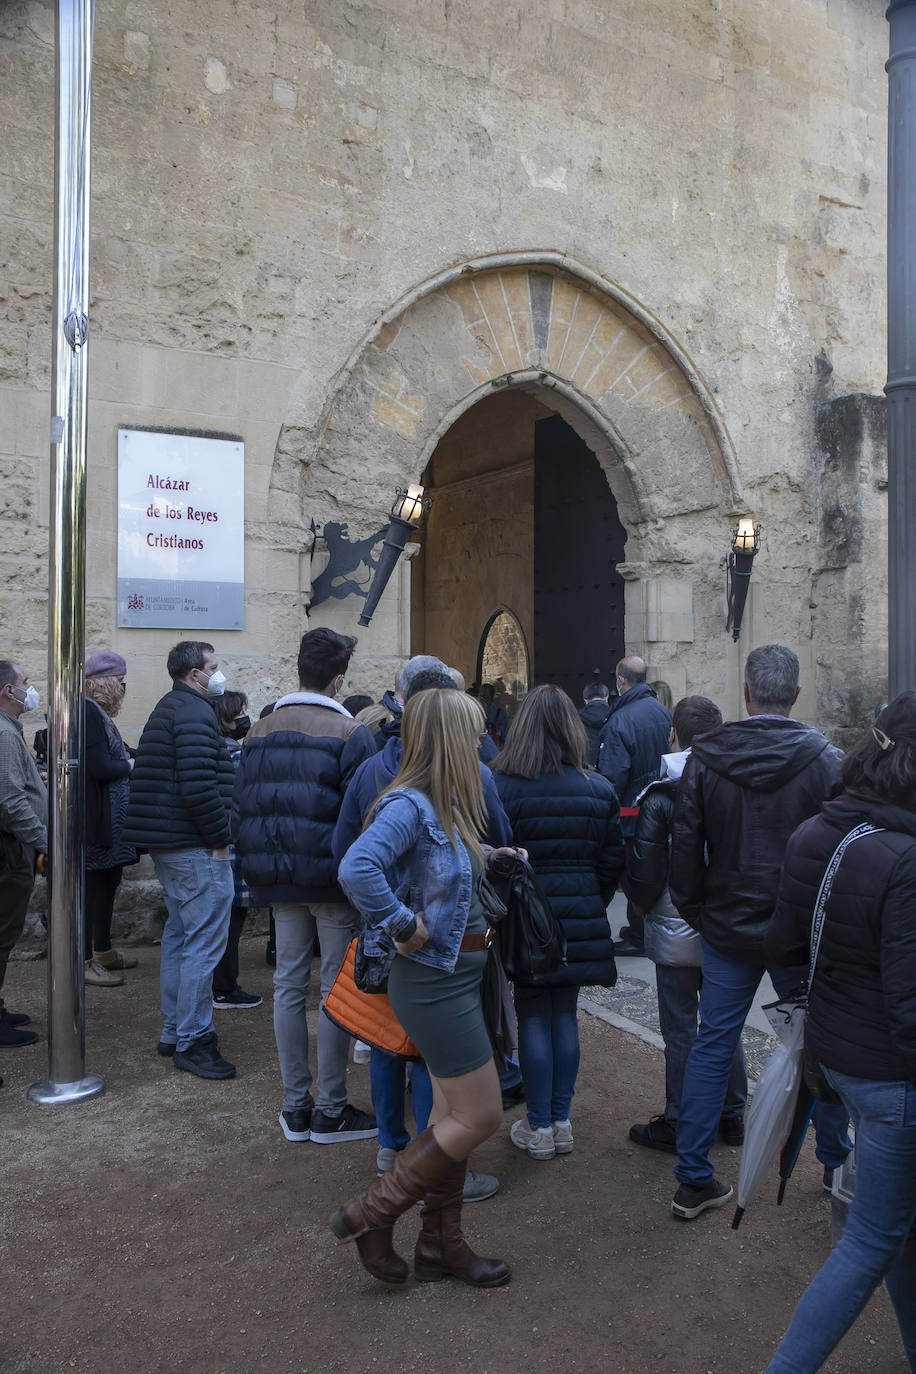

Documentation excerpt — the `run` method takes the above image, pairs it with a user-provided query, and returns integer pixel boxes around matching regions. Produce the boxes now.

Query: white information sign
[117,429,244,629]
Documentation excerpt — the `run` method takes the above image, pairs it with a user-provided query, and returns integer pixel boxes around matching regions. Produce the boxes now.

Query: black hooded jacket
[669,717,842,961]
[765,791,916,1084]
[579,700,612,767]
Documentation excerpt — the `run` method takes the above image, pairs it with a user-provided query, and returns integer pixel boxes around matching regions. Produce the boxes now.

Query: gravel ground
[0,942,902,1374]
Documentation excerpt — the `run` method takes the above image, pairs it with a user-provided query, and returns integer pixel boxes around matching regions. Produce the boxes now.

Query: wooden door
[533,414,627,699]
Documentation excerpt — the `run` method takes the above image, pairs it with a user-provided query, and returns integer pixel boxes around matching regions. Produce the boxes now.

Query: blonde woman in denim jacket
[332,688,524,1288]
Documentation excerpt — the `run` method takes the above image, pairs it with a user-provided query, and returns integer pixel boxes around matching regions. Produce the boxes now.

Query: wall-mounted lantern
[358,485,431,627]
[308,484,431,624]
[725,517,761,641]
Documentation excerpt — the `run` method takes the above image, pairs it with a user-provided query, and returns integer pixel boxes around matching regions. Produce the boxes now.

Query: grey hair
[395,654,450,697]
[744,644,800,713]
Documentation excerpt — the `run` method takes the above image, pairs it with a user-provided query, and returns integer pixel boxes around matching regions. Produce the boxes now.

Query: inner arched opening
[411,389,627,703]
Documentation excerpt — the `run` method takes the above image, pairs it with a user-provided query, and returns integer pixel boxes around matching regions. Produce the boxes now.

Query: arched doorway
[413,390,627,702]
[477,608,530,719]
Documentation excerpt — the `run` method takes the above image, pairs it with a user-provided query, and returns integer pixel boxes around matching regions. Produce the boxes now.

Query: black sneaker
[719,1116,745,1147]
[0,1022,39,1048]
[212,987,263,1010]
[173,1032,236,1079]
[671,1177,733,1220]
[613,936,645,957]
[156,1040,176,1057]
[629,1114,678,1154]
[0,1008,31,1027]
[279,1107,312,1142]
[310,1103,378,1143]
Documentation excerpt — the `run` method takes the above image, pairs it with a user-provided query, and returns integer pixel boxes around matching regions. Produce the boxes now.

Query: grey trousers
[272,901,358,1116]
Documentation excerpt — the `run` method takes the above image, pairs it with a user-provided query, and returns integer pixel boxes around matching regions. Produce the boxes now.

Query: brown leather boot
[414,1158,511,1288]
[329,1127,450,1284]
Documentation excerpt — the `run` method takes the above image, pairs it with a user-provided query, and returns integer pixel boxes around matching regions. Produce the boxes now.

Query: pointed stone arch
[280,252,749,713]
[297,252,744,543]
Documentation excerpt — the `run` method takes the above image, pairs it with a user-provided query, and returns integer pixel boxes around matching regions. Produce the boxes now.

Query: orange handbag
[322,938,421,1061]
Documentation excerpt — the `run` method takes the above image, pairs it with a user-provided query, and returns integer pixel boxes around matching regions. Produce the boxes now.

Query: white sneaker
[510,1117,556,1160]
[552,1119,574,1154]
[376,1145,398,1176]
[353,1039,372,1064]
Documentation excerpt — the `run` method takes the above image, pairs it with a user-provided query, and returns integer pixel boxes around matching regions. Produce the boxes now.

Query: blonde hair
[375,689,487,863]
[355,703,394,733]
[86,674,124,719]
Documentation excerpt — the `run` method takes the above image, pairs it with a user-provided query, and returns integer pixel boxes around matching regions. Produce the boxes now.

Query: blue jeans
[153,848,234,1052]
[655,962,747,1123]
[272,902,357,1116]
[766,1070,916,1373]
[369,1050,434,1149]
[675,940,852,1186]
[515,984,580,1129]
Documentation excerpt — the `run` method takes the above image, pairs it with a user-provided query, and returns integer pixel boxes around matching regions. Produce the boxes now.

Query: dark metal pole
[28,0,103,1106]
[886,1,916,698]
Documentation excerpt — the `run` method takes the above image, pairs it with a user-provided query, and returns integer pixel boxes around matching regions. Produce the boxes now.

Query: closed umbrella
[731,996,806,1230]
[777,1079,817,1205]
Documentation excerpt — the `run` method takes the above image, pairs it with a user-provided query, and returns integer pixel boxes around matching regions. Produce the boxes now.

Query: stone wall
[0,0,890,752]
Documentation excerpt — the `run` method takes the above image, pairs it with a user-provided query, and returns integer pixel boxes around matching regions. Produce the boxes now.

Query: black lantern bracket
[307,486,431,625]
[725,518,761,642]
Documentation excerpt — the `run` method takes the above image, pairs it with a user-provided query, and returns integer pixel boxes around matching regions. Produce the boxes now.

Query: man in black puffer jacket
[123,641,236,1080]
[233,628,378,1147]
[667,644,849,1221]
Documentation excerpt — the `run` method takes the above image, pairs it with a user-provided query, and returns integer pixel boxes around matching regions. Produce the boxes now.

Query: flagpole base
[27,1074,105,1106]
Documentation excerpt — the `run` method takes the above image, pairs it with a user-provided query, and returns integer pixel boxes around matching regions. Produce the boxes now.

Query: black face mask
[231,716,251,740]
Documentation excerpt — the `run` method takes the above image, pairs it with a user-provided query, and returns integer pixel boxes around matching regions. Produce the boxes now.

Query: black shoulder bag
[482,853,566,984]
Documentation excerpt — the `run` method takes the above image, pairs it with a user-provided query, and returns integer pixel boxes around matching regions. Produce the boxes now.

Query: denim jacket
[337,787,474,973]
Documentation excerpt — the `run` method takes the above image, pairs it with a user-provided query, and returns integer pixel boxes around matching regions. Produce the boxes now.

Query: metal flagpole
[886,0,916,698]
[28,0,104,1106]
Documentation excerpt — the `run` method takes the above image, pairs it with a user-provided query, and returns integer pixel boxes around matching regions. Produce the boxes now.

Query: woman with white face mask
[83,651,139,988]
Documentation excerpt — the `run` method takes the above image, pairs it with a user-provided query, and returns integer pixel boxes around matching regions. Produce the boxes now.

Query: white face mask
[201,668,226,698]
[14,685,40,712]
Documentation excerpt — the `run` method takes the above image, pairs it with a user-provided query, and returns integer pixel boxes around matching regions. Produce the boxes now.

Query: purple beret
[86,651,127,678]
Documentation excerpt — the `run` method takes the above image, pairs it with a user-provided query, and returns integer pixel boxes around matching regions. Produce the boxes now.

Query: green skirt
[387,949,491,1079]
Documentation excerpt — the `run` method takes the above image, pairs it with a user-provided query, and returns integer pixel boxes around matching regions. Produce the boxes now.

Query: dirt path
[0,946,902,1374]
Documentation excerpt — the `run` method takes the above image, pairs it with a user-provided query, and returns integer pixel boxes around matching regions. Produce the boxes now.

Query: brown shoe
[84,958,124,987]
[414,1158,511,1287]
[95,948,138,970]
[329,1127,448,1284]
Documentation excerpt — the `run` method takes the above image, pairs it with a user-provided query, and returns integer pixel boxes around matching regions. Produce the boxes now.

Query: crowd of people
[0,637,913,1369]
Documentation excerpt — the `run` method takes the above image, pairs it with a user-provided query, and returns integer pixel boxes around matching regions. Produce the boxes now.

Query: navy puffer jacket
[122,681,234,850]
[597,684,672,816]
[493,763,625,988]
[765,791,916,1085]
[232,693,377,904]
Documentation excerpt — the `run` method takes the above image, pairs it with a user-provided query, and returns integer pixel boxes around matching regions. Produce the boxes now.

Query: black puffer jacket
[494,763,625,987]
[765,791,916,1084]
[122,682,234,850]
[232,693,377,904]
[670,717,842,961]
